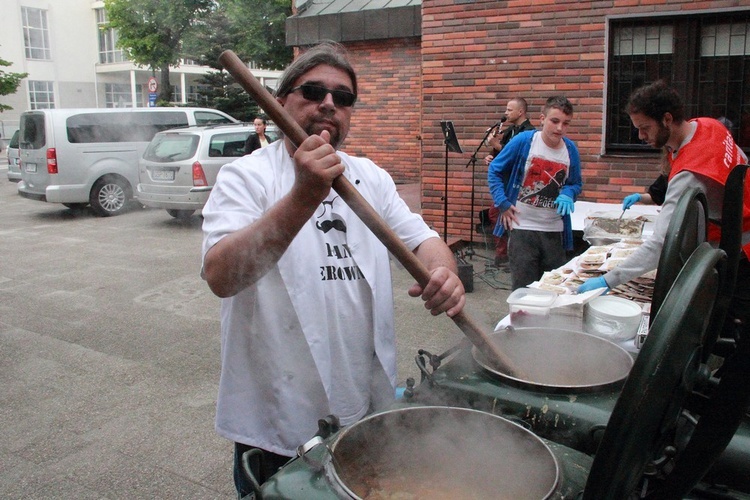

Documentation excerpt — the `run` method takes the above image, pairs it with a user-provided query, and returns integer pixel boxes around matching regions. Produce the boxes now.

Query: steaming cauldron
[257,405,592,499]
[326,406,559,499]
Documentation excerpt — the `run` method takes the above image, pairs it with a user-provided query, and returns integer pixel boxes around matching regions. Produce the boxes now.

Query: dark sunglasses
[288,84,357,107]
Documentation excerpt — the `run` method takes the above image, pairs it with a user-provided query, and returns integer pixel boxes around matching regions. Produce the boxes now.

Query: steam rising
[331,406,558,499]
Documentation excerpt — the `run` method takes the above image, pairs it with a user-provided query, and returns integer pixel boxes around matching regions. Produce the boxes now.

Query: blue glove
[622,193,641,210]
[577,276,609,294]
[555,194,574,216]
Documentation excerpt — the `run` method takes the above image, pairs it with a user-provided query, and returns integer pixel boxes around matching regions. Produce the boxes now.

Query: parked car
[17,107,238,216]
[6,130,20,182]
[137,123,255,219]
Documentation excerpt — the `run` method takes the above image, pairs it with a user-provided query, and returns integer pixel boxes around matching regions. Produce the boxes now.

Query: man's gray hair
[275,42,358,99]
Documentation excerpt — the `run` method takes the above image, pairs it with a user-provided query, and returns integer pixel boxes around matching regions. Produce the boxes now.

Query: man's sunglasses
[288,84,357,107]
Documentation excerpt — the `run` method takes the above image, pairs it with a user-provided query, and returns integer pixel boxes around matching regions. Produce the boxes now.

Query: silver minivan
[138,123,255,219]
[17,107,237,216]
[6,130,20,181]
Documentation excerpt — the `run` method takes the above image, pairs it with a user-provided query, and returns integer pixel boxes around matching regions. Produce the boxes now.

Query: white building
[0,0,281,147]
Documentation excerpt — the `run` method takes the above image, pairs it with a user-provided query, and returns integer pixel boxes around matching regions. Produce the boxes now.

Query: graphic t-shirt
[515,133,570,232]
[312,192,380,426]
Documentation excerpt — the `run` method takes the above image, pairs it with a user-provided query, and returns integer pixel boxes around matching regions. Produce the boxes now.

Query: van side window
[66,111,189,143]
[20,114,46,149]
[195,111,234,126]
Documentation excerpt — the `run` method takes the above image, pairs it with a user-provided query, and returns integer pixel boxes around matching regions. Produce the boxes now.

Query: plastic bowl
[584,296,643,341]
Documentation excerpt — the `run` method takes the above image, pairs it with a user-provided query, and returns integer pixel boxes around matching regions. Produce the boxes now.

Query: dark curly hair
[625,80,685,123]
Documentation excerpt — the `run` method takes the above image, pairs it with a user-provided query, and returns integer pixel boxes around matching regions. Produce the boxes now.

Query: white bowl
[584,296,643,341]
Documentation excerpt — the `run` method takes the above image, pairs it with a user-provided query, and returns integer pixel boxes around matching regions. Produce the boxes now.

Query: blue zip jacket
[487,130,583,250]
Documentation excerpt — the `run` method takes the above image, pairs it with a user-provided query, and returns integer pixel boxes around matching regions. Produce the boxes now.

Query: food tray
[583,211,646,245]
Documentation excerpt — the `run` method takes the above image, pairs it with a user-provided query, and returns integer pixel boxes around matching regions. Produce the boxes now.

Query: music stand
[440,120,462,242]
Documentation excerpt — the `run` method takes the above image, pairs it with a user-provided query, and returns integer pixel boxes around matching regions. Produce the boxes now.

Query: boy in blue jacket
[488,95,583,290]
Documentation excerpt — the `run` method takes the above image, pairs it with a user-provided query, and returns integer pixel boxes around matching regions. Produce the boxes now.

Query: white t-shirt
[514,133,570,232]
[314,191,377,425]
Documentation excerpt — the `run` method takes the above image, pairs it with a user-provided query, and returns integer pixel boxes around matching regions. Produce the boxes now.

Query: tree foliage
[104,0,214,102]
[193,71,260,122]
[104,0,293,117]
[224,0,292,71]
[182,0,293,118]
[0,52,28,113]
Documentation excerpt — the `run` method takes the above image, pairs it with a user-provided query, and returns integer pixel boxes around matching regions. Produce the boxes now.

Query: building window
[606,12,750,153]
[105,83,134,108]
[22,7,51,60]
[29,81,55,109]
[96,8,125,64]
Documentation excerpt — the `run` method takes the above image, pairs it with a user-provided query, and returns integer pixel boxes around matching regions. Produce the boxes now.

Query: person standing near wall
[483,97,537,266]
[488,96,583,290]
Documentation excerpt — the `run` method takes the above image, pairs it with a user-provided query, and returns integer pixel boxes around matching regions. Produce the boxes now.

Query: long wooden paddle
[218,49,521,377]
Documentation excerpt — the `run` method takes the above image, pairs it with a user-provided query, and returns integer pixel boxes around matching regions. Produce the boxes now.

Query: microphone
[485,116,507,133]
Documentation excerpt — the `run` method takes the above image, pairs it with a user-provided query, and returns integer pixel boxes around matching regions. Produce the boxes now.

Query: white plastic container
[507,288,558,328]
[584,296,643,341]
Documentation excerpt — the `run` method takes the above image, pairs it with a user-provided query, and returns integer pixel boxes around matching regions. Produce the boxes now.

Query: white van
[17,107,237,216]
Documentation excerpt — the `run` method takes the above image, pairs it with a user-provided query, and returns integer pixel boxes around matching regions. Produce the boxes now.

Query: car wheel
[90,176,130,217]
[166,209,195,219]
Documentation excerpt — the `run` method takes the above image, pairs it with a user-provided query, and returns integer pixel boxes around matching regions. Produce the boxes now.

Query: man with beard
[200,42,465,497]
[578,80,750,333]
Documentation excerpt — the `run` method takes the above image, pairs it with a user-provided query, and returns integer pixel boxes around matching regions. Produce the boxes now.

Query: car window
[20,114,46,149]
[209,131,251,157]
[67,111,189,143]
[9,130,20,148]
[143,134,199,162]
[195,111,234,126]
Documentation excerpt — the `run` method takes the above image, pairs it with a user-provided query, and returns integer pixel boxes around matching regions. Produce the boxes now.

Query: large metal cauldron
[473,328,634,393]
[326,406,559,499]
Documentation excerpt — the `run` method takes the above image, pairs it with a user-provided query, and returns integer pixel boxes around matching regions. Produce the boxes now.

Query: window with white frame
[96,8,125,64]
[606,12,750,153]
[105,83,133,108]
[22,7,51,60]
[28,81,55,109]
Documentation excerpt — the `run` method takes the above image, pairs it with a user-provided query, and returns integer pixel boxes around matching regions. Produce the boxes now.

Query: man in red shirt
[579,80,750,331]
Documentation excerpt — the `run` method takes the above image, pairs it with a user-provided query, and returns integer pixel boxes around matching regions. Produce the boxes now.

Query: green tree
[192,70,260,122]
[223,0,292,71]
[104,0,213,103]
[182,0,292,119]
[0,52,28,113]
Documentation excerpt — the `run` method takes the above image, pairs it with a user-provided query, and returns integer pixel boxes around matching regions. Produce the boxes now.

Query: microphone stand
[464,124,499,259]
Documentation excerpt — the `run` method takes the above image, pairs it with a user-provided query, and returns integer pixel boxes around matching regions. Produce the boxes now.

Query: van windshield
[19,114,46,150]
[66,111,189,143]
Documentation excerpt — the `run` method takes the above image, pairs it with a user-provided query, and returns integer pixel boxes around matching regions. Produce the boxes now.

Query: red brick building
[287,1,750,242]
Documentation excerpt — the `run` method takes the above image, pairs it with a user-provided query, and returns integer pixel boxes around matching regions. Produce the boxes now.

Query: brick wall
[341,39,423,185]
[420,0,747,241]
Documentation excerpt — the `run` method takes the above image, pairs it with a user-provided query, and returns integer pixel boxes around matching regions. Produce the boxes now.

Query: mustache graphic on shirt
[316,219,347,233]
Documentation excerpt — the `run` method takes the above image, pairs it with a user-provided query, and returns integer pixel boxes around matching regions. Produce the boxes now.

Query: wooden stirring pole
[218,49,522,378]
